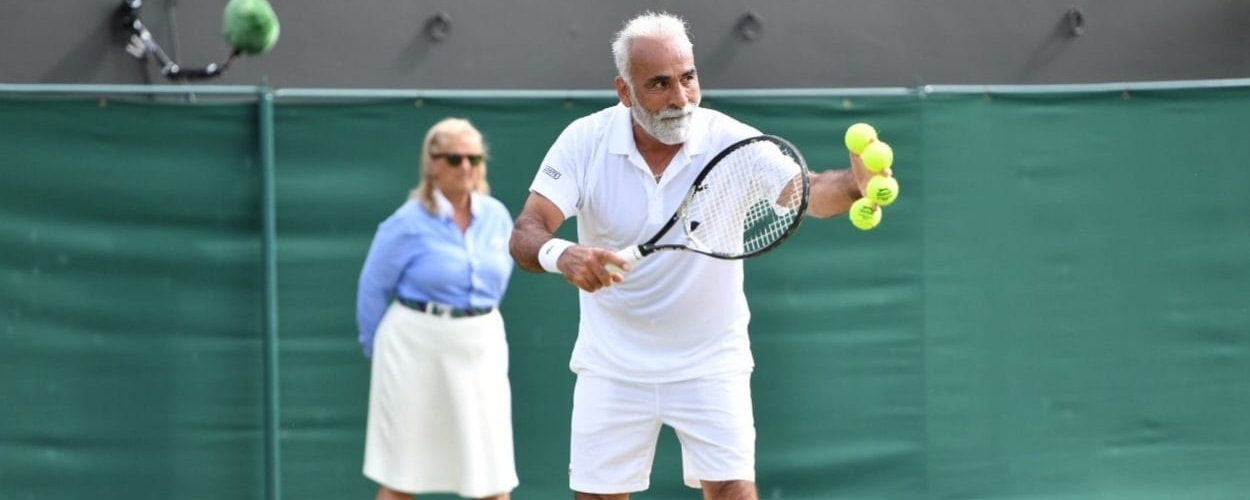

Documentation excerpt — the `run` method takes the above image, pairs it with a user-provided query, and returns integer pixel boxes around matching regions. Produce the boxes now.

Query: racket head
[646,134,810,260]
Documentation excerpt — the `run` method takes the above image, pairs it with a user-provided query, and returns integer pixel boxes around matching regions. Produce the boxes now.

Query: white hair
[611,11,693,81]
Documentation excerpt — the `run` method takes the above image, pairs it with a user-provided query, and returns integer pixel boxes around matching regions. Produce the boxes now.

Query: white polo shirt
[530,104,760,383]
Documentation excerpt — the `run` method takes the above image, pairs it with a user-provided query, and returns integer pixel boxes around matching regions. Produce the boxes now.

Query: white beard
[630,92,698,145]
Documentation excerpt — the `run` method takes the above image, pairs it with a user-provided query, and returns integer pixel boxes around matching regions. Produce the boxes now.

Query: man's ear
[615,77,632,107]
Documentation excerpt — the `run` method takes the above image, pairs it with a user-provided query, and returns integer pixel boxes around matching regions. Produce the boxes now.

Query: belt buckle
[429,302,452,318]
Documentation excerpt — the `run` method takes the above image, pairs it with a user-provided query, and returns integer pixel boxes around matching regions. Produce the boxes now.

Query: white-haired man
[510,11,885,500]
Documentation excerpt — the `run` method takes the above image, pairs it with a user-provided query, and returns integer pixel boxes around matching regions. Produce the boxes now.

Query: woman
[356,117,517,500]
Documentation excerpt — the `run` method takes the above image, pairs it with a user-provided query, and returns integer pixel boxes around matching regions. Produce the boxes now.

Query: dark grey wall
[3,0,1250,89]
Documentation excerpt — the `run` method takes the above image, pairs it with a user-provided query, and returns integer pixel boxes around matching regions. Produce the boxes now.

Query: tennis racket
[607,134,810,273]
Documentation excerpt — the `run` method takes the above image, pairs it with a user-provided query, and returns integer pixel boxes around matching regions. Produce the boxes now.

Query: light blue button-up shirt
[355,190,514,358]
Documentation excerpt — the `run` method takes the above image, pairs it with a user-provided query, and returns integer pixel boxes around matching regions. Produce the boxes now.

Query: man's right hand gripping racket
[607,134,810,274]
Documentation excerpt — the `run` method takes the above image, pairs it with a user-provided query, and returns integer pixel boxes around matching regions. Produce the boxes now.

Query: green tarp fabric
[2,86,1248,499]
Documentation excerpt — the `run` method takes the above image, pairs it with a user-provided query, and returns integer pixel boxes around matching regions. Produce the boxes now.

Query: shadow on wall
[393,11,452,73]
[701,11,763,84]
[1018,8,1084,82]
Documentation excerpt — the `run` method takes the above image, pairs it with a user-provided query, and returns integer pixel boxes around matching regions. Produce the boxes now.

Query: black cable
[117,0,234,82]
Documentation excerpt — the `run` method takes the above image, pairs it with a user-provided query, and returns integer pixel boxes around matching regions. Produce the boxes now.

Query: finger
[603,258,630,276]
[594,263,617,288]
[597,248,630,280]
[603,268,625,284]
[848,151,867,170]
[603,264,624,281]
[564,248,602,289]
[573,274,601,293]
[564,273,591,292]
[573,258,612,290]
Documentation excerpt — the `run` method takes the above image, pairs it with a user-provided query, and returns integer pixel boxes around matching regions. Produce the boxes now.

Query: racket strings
[683,139,806,257]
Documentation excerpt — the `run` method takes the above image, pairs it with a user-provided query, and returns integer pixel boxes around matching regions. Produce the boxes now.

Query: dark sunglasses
[432,153,485,167]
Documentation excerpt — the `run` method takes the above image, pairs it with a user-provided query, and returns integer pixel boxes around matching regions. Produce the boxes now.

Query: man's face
[618,36,701,145]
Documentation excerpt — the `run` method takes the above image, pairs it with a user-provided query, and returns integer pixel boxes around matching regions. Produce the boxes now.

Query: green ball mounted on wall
[223,0,280,55]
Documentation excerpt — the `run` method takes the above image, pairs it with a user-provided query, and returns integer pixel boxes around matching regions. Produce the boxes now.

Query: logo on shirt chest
[542,165,562,180]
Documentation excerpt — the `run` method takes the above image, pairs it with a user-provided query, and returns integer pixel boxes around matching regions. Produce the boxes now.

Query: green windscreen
[2,85,1247,500]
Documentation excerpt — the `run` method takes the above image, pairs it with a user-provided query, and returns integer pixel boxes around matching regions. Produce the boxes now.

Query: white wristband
[538,238,575,274]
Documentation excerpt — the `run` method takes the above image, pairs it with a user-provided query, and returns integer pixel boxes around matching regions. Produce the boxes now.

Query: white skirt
[363,302,518,497]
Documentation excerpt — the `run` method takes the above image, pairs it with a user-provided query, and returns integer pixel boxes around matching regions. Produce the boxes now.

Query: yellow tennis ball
[861,141,894,173]
[865,175,899,206]
[848,197,882,230]
[844,123,877,155]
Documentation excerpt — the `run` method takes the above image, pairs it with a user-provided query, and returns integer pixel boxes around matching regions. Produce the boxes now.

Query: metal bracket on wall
[1065,7,1085,37]
[736,10,762,41]
[426,11,453,42]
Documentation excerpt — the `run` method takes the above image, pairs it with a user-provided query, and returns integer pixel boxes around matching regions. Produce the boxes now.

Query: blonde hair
[611,11,693,81]
[409,117,491,214]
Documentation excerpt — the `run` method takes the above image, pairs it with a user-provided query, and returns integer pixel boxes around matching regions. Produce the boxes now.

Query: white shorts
[569,371,756,494]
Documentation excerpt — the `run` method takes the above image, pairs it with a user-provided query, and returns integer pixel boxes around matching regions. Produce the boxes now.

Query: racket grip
[605,246,643,274]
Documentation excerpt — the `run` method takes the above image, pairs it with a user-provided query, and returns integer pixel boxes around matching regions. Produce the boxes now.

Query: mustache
[656,104,696,119]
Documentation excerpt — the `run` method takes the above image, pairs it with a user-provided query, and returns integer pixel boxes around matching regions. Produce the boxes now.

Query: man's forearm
[509,211,556,272]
